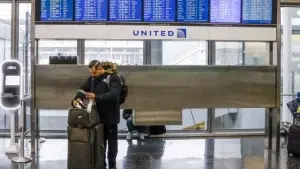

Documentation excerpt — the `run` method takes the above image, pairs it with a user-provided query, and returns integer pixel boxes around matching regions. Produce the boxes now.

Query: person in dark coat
[72,60,122,169]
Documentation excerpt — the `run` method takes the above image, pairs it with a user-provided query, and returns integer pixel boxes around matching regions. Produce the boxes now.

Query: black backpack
[149,126,166,135]
[107,74,128,105]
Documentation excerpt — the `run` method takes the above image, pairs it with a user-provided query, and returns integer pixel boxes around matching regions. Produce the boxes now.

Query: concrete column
[282,8,293,123]
[143,40,163,65]
[11,0,18,59]
[150,40,162,65]
[77,40,85,64]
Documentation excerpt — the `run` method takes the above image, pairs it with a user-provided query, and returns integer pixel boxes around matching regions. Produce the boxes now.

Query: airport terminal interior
[1,0,300,169]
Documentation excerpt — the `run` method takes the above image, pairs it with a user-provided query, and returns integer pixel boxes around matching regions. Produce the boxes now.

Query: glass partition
[19,3,31,95]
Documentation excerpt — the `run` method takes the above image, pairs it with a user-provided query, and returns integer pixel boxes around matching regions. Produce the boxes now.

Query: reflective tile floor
[0,136,299,169]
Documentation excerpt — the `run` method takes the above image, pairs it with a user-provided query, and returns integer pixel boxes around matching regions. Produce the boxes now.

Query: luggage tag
[74,99,85,109]
[87,99,93,114]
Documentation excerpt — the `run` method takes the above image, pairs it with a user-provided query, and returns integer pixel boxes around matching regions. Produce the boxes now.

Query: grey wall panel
[35,65,277,110]
[133,110,182,126]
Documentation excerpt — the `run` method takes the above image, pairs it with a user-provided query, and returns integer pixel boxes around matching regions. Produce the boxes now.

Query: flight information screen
[242,0,272,24]
[210,0,241,23]
[144,0,176,22]
[75,0,108,21]
[41,0,73,21]
[109,0,142,21]
[177,0,209,22]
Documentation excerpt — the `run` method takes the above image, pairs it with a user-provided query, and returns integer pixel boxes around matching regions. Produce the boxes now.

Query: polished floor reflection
[0,137,298,169]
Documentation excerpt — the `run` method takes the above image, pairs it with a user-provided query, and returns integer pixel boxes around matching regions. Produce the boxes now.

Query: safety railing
[11,95,32,163]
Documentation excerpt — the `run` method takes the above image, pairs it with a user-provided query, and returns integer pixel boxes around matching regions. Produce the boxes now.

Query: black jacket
[75,73,122,125]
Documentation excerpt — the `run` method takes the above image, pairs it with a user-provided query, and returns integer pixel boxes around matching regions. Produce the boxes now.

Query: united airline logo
[177,28,186,38]
[132,28,187,39]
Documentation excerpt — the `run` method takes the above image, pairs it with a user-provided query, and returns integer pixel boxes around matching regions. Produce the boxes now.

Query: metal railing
[11,95,32,163]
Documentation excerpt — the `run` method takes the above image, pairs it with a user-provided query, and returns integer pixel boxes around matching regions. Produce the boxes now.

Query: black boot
[108,160,116,169]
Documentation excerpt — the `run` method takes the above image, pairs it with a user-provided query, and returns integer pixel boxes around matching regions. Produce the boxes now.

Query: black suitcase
[287,124,300,155]
[71,56,78,64]
[149,126,166,135]
[68,124,105,169]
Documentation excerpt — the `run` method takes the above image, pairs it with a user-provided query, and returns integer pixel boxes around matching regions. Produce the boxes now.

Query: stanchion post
[5,110,19,154]
[12,96,31,163]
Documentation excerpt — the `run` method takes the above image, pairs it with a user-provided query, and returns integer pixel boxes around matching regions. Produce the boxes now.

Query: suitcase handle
[72,99,85,109]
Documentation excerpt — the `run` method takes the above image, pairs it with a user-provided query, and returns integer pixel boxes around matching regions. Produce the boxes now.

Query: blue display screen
[109,0,142,21]
[242,0,272,24]
[75,0,108,21]
[144,0,176,22]
[41,0,73,21]
[177,0,209,22]
[210,0,241,23]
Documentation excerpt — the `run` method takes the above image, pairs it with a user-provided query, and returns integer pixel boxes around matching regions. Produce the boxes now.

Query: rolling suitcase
[287,122,300,156]
[68,99,104,169]
[68,124,105,169]
[286,98,300,155]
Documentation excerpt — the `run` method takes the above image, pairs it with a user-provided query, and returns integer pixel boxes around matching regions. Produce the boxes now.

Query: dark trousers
[126,118,148,133]
[104,124,118,167]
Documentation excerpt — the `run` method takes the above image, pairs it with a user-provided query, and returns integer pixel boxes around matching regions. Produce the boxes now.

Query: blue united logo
[177,28,186,38]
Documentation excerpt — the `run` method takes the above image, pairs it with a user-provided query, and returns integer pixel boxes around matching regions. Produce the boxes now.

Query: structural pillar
[282,7,293,123]
[143,40,162,65]
[77,40,85,64]
[11,0,18,60]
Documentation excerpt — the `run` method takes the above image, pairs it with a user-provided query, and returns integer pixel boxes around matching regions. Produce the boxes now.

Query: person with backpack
[72,60,124,169]
[123,109,147,140]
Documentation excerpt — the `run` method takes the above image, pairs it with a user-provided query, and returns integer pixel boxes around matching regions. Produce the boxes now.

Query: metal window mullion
[77,39,85,64]
[207,41,215,133]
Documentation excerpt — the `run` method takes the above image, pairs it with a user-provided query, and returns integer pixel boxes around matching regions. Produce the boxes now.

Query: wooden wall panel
[35,65,277,110]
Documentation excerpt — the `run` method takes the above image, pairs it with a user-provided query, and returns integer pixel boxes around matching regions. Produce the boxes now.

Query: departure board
[109,0,142,21]
[177,0,209,22]
[75,0,108,21]
[242,0,272,24]
[144,0,176,22]
[41,0,73,21]
[210,0,241,23]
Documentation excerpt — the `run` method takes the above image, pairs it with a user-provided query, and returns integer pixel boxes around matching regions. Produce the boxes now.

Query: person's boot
[104,161,107,168]
[126,132,133,140]
[138,132,144,140]
[109,160,117,169]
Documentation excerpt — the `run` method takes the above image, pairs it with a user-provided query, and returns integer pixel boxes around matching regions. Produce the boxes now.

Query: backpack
[106,74,128,105]
[148,126,166,135]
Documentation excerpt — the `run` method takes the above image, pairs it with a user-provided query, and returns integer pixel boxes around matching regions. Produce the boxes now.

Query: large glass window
[0,3,12,130]
[163,41,207,65]
[38,40,77,64]
[214,42,269,130]
[85,40,143,65]
[162,41,208,131]
[215,42,243,65]
[0,3,11,62]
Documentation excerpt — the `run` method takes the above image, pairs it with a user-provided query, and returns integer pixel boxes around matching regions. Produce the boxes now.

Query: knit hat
[99,61,117,74]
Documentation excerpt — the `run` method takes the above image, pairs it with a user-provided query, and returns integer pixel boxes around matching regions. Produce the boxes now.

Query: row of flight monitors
[38,0,275,24]
[49,56,78,64]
